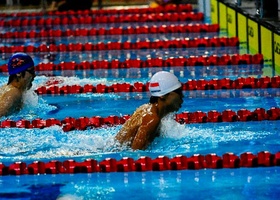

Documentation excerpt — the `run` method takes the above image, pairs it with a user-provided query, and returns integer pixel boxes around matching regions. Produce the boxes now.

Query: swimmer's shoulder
[0,85,22,103]
[134,103,154,115]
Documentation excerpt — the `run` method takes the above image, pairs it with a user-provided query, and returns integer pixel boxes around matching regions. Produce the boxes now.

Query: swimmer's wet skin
[0,53,36,117]
[115,71,183,150]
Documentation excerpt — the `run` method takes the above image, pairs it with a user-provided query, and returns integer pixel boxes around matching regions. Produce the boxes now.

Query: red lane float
[0,53,262,73]
[33,75,280,96]
[1,107,280,131]
[0,4,193,18]
[1,151,279,175]
[0,36,238,54]
[0,24,219,39]
[0,11,204,27]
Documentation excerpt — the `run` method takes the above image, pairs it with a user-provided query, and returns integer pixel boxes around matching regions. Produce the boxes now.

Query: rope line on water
[0,151,279,175]
[0,53,262,73]
[0,36,238,54]
[0,24,219,39]
[33,75,279,95]
[1,107,280,131]
[0,12,204,27]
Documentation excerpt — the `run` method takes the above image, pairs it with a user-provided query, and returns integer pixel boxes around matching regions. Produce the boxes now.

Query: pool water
[0,83,280,199]
[0,168,280,200]
[0,4,280,200]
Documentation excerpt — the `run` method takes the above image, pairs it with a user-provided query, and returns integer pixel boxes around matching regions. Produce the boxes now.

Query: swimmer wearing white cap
[0,52,36,117]
[115,71,184,150]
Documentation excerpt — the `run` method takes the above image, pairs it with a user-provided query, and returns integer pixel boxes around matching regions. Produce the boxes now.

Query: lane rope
[0,36,238,53]
[33,75,278,95]
[1,107,280,131]
[1,151,279,175]
[1,12,204,27]
[0,53,262,73]
[0,23,219,39]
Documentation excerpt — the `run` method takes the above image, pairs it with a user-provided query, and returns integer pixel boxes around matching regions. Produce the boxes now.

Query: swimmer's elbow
[115,135,124,146]
[131,140,148,150]
[131,144,145,150]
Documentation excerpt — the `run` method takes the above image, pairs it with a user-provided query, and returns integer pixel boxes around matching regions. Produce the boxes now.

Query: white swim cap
[149,71,181,97]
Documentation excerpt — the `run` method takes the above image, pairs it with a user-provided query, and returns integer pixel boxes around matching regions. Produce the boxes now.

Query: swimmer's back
[115,103,160,149]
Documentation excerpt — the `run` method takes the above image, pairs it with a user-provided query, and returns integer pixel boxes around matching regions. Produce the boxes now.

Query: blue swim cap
[8,52,34,75]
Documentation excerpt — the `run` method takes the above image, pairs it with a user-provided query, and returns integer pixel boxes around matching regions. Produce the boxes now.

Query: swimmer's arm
[115,125,138,145]
[131,116,160,150]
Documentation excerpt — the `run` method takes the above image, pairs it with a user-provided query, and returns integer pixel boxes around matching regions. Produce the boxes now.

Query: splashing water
[0,125,122,162]
[35,75,126,88]
[2,88,57,121]
[0,107,277,163]
[0,82,278,163]
[159,113,188,139]
[22,90,38,108]
[147,113,275,156]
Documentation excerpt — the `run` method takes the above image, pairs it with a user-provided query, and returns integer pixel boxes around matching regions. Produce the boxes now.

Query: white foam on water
[147,114,274,154]
[159,113,188,139]
[0,75,278,161]
[0,113,276,162]
[57,194,83,200]
[0,124,125,161]
[22,90,39,108]
[35,75,120,88]
[17,89,57,120]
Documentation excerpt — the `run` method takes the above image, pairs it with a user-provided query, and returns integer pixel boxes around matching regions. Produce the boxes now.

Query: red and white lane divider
[0,53,262,73]
[0,53,263,73]
[33,75,279,95]
[0,23,219,39]
[1,11,204,27]
[1,107,280,132]
[0,36,239,53]
[1,151,279,175]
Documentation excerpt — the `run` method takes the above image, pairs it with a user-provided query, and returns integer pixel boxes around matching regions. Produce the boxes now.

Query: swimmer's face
[25,67,36,89]
[165,87,184,112]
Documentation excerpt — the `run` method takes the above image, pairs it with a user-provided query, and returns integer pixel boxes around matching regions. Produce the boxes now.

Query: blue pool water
[0,4,280,200]
[0,70,280,199]
[0,168,280,200]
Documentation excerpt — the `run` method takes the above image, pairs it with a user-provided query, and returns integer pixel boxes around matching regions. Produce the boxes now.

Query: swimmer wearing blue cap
[0,52,36,117]
[115,71,184,150]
